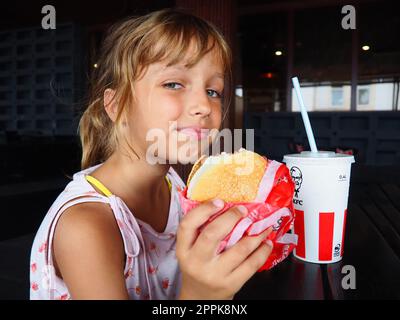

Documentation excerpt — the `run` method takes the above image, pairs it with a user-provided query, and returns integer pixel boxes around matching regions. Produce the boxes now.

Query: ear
[104,88,118,122]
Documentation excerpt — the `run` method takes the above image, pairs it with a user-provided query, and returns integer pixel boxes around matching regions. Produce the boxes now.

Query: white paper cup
[283,151,355,264]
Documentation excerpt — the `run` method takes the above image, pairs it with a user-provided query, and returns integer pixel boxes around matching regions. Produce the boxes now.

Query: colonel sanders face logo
[290,166,303,198]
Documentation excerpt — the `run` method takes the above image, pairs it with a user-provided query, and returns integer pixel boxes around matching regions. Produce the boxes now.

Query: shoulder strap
[165,175,172,191]
[86,174,172,196]
[85,175,113,197]
[167,166,186,190]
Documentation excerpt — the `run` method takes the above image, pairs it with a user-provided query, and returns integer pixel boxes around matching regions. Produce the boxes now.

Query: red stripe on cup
[294,209,305,258]
[319,212,335,261]
[341,209,347,257]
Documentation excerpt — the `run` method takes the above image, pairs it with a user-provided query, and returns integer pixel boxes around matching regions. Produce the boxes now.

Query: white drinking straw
[292,77,318,153]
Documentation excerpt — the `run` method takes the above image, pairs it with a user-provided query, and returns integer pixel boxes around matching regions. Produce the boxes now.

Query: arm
[53,202,129,300]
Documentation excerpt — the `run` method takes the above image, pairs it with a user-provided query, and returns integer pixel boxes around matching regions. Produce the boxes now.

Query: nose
[188,89,212,118]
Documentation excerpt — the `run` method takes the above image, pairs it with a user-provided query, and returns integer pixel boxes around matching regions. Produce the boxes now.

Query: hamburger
[186,148,268,203]
[178,148,298,271]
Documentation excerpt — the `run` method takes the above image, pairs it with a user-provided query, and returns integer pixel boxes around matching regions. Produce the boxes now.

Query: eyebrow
[161,65,224,80]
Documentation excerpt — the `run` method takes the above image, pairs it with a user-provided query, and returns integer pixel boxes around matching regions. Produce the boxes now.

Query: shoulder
[54,201,123,256]
[53,202,129,299]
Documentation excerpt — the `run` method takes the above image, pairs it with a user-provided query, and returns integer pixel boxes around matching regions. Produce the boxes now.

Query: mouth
[176,126,210,141]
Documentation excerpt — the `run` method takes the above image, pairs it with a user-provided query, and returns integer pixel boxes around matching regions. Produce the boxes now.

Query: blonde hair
[78,8,233,169]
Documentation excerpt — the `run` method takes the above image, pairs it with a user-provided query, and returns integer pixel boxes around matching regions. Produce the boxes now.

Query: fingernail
[266,239,274,248]
[237,205,248,216]
[212,198,224,208]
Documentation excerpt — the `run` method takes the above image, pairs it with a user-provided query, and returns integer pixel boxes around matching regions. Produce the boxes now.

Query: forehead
[147,48,225,78]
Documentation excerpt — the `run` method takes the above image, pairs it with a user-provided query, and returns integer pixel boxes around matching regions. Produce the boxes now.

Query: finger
[176,199,225,254]
[192,205,248,258]
[218,227,273,272]
[227,240,274,287]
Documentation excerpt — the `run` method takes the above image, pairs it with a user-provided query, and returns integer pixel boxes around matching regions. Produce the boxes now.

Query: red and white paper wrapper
[178,158,298,271]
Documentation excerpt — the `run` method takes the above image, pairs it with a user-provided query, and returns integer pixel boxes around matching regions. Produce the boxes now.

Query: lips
[177,127,210,140]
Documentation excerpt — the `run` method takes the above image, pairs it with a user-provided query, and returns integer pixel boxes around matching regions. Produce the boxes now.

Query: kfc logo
[290,166,302,197]
[290,166,303,206]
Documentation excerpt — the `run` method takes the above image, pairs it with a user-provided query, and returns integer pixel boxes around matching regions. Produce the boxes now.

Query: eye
[207,89,222,99]
[163,82,183,90]
[163,82,222,99]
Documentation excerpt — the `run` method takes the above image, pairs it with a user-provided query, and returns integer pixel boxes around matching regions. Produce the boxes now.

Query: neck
[90,149,170,205]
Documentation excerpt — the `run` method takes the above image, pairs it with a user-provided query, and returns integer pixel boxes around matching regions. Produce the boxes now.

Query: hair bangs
[142,18,229,74]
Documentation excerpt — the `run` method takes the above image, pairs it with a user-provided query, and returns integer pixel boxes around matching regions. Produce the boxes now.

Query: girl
[30,8,273,300]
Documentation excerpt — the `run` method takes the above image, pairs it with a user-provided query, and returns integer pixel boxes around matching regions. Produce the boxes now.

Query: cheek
[151,95,183,121]
[212,104,223,128]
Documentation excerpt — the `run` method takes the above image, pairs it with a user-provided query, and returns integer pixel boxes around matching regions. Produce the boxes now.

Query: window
[358,87,370,105]
[292,7,352,111]
[235,86,243,97]
[239,0,400,112]
[357,1,400,110]
[292,85,351,111]
[332,87,344,106]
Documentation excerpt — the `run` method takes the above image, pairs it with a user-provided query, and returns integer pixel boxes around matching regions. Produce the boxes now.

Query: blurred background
[0,0,399,299]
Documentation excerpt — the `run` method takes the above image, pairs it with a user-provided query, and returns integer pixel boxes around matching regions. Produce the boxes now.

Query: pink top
[29,163,186,300]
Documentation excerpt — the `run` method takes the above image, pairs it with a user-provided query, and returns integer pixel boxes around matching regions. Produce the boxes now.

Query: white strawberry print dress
[30,163,186,300]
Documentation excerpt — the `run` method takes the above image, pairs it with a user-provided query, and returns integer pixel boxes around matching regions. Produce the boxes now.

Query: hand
[176,199,273,300]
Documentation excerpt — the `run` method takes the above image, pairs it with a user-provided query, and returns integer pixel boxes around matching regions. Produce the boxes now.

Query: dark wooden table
[235,165,400,300]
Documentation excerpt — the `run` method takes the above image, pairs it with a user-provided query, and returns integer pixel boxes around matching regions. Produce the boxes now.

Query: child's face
[127,47,224,164]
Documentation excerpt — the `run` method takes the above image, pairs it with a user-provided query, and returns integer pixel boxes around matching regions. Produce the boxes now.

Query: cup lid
[283,151,355,164]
